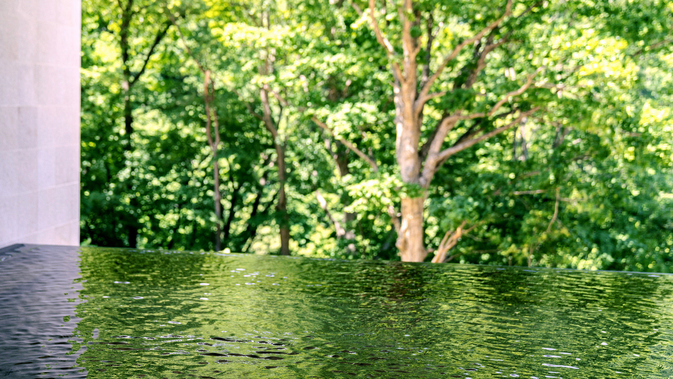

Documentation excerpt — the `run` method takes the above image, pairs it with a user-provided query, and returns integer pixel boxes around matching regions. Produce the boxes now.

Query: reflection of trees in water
[422,266,673,377]
[285,260,508,377]
[69,250,673,377]
[295,262,673,377]
[72,251,350,377]
[279,259,438,377]
[72,247,211,376]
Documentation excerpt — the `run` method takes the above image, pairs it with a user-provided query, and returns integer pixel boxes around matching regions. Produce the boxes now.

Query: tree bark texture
[397,197,426,262]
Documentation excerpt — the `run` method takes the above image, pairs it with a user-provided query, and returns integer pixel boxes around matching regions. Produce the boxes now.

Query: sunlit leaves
[81,0,673,269]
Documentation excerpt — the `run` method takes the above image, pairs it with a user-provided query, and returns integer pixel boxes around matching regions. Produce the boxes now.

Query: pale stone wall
[0,0,81,247]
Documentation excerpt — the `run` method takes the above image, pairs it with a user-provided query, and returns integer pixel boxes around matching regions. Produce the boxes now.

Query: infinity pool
[1,244,672,378]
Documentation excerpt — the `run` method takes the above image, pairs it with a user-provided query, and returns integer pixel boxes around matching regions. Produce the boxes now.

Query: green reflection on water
[70,247,673,378]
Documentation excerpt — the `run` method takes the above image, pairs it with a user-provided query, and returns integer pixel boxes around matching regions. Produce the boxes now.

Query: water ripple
[1,245,673,378]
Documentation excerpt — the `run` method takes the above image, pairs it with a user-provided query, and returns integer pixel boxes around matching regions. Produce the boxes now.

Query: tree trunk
[203,71,223,252]
[275,143,290,256]
[256,11,290,255]
[120,2,138,248]
[260,87,290,256]
[327,139,357,231]
[222,183,240,245]
[212,159,222,251]
[123,80,138,248]
[123,94,133,137]
[170,18,224,252]
[128,219,138,248]
[243,187,278,253]
[241,186,263,250]
[394,76,425,262]
[396,196,426,262]
[367,0,524,262]
[120,0,134,142]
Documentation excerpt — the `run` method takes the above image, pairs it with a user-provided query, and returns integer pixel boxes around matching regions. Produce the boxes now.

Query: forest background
[81,0,673,271]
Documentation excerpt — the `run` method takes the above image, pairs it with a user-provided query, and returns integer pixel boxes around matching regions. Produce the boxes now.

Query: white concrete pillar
[0,0,81,247]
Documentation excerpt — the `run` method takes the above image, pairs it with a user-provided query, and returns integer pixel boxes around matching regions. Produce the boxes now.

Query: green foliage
[81,0,673,271]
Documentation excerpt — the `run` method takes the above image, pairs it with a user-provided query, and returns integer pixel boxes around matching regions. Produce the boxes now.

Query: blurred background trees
[81,0,673,271]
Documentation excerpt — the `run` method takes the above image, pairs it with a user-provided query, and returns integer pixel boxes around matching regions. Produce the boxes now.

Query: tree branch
[436,107,539,163]
[545,187,561,234]
[130,21,172,86]
[431,220,466,263]
[485,69,541,117]
[387,205,401,234]
[260,87,279,139]
[419,107,538,186]
[420,12,435,90]
[311,117,379,172]
[239,97,264,121]
[527,186,561,264]
[417,0,513,102]
[450,118,484,147]
[243,187,279,253]
[368,0,395,56]
[415,25,512,114]
[350,0,364,17]
[458,107,519,145]
[418,70,538,187]
[368,0,403,80]
[316,190,347,237]
[417,91,447,106]
[401,0,422,73]
[431,221,480,263]
[167,10,207,74]
[513,0,544,23]
[419,113,450,161]
[632,38,673,58]
[513,189,547,195]
[166,10,226,250]
[265,85,379,172]
[464,37,507,90]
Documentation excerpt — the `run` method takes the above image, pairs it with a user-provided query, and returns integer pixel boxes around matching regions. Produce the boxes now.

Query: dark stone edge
[0,243,25,255]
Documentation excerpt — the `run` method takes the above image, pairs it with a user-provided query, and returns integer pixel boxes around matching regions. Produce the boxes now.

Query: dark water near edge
[1,245,673,378]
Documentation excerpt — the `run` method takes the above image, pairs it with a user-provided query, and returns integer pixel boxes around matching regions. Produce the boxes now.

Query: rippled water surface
[2,245,673,378]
